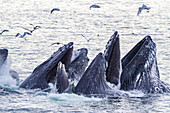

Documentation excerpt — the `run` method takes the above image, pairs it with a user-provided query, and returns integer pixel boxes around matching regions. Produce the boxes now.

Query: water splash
[48,93,103,102]
[0,56,16,86]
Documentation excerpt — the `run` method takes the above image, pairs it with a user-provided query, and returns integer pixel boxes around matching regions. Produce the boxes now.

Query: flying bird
[137,4,150,16]
[0,30,9,35]
[81,34,93,42]
[21,24,41,33]
[15,32,32,38]
[49,42,64,46]
[89,4,100,10]
[51,8,60,14]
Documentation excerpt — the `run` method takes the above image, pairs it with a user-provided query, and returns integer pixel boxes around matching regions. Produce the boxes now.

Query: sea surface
[0,0,170,112]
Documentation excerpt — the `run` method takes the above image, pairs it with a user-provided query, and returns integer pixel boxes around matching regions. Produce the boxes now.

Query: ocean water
[0,0,170,112]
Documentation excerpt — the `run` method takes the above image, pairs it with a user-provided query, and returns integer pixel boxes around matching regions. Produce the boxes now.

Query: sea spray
[0,56,16,86]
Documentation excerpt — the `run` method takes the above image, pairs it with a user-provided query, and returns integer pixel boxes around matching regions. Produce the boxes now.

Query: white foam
[126,90,145,97]
[48,93,103,102]
[106,81,145,97]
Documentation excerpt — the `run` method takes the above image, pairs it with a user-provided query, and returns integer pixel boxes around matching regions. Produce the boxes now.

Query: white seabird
[81,34,93,42]
[51,8,60,14]
[15,32,32,38]
[0,30,9,35]
[50,42,64,46]
[21,24,41,33]
[137,4,150,16]
[89,4,100,10]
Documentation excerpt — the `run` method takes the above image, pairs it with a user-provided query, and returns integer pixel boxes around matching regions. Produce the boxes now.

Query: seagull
[21,24,41,33]
[137,4,150,16]
[51,8,60,14]
[49,42,64,46]
[15,32,32,38]
[81,34,93,42]
[0,30,9,35]
[89,4,100,10]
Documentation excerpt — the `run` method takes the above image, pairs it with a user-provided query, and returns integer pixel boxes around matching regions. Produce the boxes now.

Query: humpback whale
[75,53,128,97]
[19,43,89,93]
[18,31,169,96]
[75,31,170,96]
[120,36,170,93]
[67,48,89,81]
[19,42,73,89]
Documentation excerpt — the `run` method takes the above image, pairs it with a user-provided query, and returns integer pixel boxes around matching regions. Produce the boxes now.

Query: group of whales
[0,31,169,97]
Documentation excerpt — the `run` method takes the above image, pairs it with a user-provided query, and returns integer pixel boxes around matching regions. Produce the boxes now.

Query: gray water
[0,0,170,112]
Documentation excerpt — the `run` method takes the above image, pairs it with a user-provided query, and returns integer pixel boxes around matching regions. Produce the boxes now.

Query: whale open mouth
[19,31,170,95]
[19,42,89,91]
[45,42,74,85]
[19,42,74,89]
[75,31,170,96]
[120,36,159,92]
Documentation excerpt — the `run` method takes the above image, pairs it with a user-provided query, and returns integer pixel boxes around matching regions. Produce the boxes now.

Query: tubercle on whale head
[104,31,118,61]
[52,42,73,56]
[48,42,74,67]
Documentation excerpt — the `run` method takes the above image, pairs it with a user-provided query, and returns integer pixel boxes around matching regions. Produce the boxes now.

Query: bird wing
[25,32,32,35]
[50,42,63,46]
[90,5,100,9]
[22,32,32,38]
[137,8,142,16]
[15,33,20,37]
[51,8,60,13]
[0,30,9,34]
[34,26,41,30]
[142,4,147,9]
[81,34,88,41]
[3,30,9,32]
[30,23,34,27]
[51,9,54,13]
